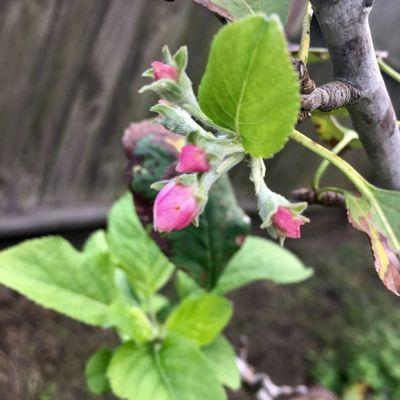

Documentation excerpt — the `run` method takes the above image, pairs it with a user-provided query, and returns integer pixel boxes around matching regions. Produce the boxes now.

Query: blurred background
[1,1,400,399]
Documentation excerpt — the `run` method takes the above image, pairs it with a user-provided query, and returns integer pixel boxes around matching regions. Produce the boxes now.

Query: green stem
[298,1,313,64]
[291,131,400,251]
[290,130,368,195]
[379,59,400,84]
[312,129,359,190]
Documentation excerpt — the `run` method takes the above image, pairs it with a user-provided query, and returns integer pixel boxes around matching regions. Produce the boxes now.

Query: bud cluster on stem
[142,46,246,234]
[153,143,211,232]
[141,46,309,242]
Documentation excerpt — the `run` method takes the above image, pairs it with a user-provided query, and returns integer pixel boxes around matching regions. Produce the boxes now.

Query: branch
[293,61,359,120]
[236,336,338,400]
[236,337,309,400]
[301,81,360,113]
[310,0,400,189]
[292,188,345,208]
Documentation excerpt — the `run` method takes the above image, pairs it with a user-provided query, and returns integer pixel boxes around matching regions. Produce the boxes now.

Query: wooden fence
[0,0,218,236]
[0,0,399,237]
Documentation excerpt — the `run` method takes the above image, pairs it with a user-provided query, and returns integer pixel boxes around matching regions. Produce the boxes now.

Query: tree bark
[310,0,400,189]
[301,81,360,112]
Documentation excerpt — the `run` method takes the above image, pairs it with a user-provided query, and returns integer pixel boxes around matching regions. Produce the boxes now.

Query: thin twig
[301,81,360,113]
[237,336,309,400]
[298,1,313,64]
[379,59,400,84]
[312,129,359,190]
[288,44,388,60]
[292,188,346,209]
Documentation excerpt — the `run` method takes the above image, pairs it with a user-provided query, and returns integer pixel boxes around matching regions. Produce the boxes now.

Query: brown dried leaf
[345,185,400,295]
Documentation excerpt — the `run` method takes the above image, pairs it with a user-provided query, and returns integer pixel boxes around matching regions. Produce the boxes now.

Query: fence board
[1,0,398,236]
[0,0,218,234]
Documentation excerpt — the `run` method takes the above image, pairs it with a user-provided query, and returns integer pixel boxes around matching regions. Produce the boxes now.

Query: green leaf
[215,236,313,294]
[175,271,204,299]
[202,336,240,390]
[198,15,299,158]
[141,294,170,315]
[83,229,109,254]
[0,236,158,342]
[166,294,233,346]
[345,185,400,295]
[193,0,290,23]
[0,237,118,326]
[106,303,155,344]
[85,348,113,395]
[107,192,174,297]
[169,175,250,289]
[107,334,226,400]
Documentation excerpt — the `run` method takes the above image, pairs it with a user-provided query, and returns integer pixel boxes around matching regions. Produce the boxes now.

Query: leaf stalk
[312,129,359,190]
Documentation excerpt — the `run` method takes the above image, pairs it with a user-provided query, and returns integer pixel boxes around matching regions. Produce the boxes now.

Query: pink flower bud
[152,61,179,82]
[153,182,201,232]
[176,144,211,173]
[272,206,304,239]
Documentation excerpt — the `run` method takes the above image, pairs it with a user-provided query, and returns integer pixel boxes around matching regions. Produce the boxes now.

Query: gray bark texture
[301,81,360,112]
[310,0,400,189]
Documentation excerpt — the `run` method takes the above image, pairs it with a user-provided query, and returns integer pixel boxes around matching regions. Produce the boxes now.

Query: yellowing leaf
[345,185,400,295]
[312,111,361,148]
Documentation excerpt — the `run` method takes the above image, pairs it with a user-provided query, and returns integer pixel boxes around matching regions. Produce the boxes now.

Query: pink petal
[152,61,179,82]
[153,182,201,232]
[272,206,304,239]
[176,144,211,173]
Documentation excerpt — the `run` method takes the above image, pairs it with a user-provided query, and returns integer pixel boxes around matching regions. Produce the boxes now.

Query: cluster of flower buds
[141,46,245,233]
[140,46,309,240]
[153,146,209,232]
[151,136,245,232]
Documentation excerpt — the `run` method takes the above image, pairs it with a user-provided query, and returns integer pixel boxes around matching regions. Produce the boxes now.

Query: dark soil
[0,289,118,400]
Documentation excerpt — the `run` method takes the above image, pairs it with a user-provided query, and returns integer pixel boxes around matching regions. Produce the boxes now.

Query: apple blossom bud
[153,182,201,232]
[272,206,304,239]
[176,144,211,173]
[152,61,179,81]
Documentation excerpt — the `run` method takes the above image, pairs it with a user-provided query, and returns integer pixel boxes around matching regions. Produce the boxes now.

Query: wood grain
[0,0,218,234]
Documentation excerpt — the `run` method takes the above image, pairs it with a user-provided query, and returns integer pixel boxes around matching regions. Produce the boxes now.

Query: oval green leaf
[166,294,233,346]
[85,348,113,395]
[202,336,240,390]
[107,334,226,400]
[198,15,299,158]
[214,236,313,294]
